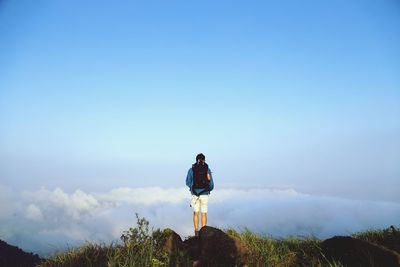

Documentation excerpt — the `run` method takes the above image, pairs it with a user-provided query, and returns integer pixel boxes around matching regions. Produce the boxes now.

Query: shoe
[195,230,199,237]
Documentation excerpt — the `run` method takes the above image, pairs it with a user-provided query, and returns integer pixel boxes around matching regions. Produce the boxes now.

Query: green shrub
[38,214,182,267]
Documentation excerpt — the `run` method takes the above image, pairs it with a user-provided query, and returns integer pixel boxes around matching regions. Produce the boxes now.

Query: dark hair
[196,153,205,164]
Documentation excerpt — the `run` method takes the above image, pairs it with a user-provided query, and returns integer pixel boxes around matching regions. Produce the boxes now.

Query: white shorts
[191,195,209,213]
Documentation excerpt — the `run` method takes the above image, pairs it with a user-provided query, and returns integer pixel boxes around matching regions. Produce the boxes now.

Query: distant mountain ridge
[0,239,42,267]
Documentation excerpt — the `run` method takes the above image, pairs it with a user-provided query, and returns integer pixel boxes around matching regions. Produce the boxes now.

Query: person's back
[186,153,214,236]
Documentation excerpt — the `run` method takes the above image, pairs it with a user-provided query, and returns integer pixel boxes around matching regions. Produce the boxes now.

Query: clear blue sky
[1,0,399,200]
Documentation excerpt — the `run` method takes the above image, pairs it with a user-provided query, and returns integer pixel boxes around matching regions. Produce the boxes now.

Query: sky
[0,0,399,256]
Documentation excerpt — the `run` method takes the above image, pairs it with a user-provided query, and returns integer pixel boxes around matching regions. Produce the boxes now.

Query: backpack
[191,162,210,196]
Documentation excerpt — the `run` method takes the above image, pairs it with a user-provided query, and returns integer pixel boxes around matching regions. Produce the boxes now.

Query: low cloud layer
[1,184,399,256]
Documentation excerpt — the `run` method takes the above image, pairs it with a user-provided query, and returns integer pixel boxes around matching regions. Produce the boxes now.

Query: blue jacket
[186,165,214,195]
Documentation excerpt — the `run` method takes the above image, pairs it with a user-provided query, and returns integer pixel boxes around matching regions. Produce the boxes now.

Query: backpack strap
[191,186,210,196]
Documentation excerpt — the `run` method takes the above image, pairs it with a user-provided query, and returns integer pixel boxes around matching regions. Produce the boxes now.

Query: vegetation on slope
[38,214,189,267]
[37,215,399,267]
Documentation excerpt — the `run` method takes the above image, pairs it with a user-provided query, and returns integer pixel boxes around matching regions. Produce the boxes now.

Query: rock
[157,229,192,267]
[198,226,249,266]
[162,228,188,254]
[321,236,400,267]
[183,236,200,260]
[388,226,400,253]
[192,259,201,266]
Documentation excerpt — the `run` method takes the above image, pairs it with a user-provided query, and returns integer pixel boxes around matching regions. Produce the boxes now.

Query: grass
[38,214,188,267]
[351,225,400,253]
[37,217,399,267]
[226,228,342,267]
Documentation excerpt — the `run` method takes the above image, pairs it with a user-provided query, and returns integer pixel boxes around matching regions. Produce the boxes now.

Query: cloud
[0,185,399,257]
[95,187,189,205]
[26,204,43,221]
[0,185,20,219]
[23,188,102,220]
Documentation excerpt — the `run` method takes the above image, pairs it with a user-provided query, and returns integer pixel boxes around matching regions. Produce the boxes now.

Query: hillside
[0,239,42,267]
[34,216,400,267]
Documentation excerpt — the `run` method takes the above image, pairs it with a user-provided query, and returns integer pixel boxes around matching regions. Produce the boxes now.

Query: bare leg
[193,212,199,231]
[201,212,207,227]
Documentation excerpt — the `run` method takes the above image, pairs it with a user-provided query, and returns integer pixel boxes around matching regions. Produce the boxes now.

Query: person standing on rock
[186,153,214,236]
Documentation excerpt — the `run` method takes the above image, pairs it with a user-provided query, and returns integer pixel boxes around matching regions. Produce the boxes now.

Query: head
[196,153,206,165]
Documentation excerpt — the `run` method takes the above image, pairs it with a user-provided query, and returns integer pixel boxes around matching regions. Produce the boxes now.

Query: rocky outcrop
[197,226,249,266]
[162,228,189,255]
[0,239,42,267]
[183,235,200,262]
[321,236,400,267]
[179,226,249,266]
[167,227,400,267]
